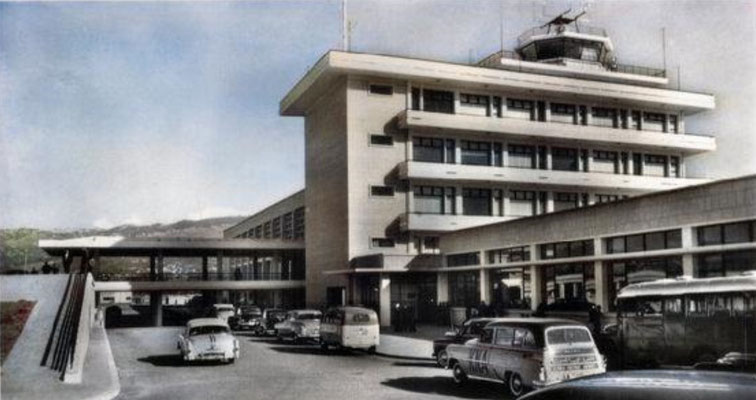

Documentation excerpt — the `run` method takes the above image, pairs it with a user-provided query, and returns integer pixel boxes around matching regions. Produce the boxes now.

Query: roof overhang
[39,236,304,258]
[280,51,715,117]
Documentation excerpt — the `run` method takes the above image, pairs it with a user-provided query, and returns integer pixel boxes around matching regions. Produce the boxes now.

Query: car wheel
[228,358,235,364]
[508,372,524,398]
[452,363,467,385]
[320,341,329,350]
[367,346,376,355]
[436,349,449,368]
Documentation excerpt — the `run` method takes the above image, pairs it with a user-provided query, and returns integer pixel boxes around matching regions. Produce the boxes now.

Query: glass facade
[542,262,595,305]
[606,229,681,254]
[491,267,532,310]
[697,250,756,277]
[449,271,480,307]
[697,220,755,246]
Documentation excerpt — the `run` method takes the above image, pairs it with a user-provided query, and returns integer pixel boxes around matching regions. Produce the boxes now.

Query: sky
[1,0,754,230]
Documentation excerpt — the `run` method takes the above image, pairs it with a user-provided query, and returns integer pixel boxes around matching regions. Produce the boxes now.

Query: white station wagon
[178,318,240,363]
[446,318,605,398]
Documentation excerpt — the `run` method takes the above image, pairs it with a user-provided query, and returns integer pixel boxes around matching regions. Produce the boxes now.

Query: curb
[375,351,435,362]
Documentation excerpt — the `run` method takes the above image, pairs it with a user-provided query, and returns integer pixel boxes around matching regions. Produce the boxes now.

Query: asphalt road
[108,327,511,400]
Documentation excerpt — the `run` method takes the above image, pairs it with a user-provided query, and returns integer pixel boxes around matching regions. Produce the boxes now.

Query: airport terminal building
[225,20,756,326]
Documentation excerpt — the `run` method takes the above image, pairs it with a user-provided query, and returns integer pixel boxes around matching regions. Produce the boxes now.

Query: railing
[95,272,302,282]
[517,24,608,46]
[611,63,666,78]
[41,272,87,380]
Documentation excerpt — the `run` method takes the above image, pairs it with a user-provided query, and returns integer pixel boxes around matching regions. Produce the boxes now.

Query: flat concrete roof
[39,236,304,258]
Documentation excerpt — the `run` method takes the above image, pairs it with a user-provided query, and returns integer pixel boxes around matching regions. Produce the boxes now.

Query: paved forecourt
[108,327,510,400]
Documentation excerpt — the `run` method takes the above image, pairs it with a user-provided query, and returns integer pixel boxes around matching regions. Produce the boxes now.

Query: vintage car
[320,307,379,352]
[432,318,501,367]
[255,308,288,336]
[519,369,756,400]
[275,309,322,343]
[446,318,605,398]
[177,318,239,363]
[212,304,236,324]
[229,305,263,331]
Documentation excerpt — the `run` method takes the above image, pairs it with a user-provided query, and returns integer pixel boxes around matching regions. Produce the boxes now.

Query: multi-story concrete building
[228,17,723,325]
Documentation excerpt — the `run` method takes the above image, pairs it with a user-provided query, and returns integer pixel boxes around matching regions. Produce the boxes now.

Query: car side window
[494,327,514,346]
[513,328,536,347]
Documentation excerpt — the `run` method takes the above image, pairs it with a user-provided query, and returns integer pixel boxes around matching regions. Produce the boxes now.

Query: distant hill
[0,216,246,271]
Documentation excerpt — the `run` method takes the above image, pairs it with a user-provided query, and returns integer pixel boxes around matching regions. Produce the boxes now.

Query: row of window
[605,229,682,254]
[410,88,681,133]
[540,239,595,260]
[620,293,755,318]
[239,207,305,240]
[411,135,682,177]
[697,220,755,246]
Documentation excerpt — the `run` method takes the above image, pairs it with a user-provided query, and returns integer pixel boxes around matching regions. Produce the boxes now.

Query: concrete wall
[304,78,350,306]
[64,273,96,384]
[441,175,756,254]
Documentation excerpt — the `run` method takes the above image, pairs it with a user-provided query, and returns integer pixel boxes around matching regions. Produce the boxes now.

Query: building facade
[230,19,728,325]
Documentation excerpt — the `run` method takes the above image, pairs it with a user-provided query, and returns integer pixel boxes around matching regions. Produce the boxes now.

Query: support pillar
[682,226,695,276]
[529,264,542,312]
[157,252,164,281]
[151,291,163,327]
[479,268,490,304]
[202,256,208,281]
[437,272,449,304]
[593,261,609,312]
[149,256,156,281]
[379,274,391,327]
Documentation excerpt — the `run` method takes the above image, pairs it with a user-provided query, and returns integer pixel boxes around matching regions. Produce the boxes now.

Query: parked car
[432,318,501,367]
[694,352,756,373]
[519,369,756,400]
[320,307,379,353]
[229,305,263,331]
[446,318,605,398]
[212,304,236,324]
[256,308,288,336]
[275,310,322,343]
[177,318,239,363]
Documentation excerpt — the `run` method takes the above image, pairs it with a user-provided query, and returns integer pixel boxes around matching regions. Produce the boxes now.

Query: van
[446,318,606,398]
[320,307,379,353]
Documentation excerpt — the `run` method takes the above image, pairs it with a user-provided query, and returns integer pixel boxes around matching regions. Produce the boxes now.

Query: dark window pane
[370,135,393,146]
[724,222,751,244]
[552,147,578,171]
[666,230,682,249]
[626,234,644,252]
[423,89,454,114]
[369,84,393,95]
[645,231,666,251]
[698,225,722,246]
[371,186,394,196]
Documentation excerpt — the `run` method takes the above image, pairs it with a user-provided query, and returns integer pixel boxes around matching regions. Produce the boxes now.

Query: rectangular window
[272,217,282,239]
[670,156,680,177]
[370,185,394,197]
[368,84,393,95]
[445,139,455,164]
[460,140,491,166]
[630,111,641,130]
[509,190,536,216]
[370,134,393,146]
[552,147,578,171]
[643,112,665,132]
[606,229,682,254]
[447,252,480,267]
[698,220,755,246]
[371,238,395,248]
[540,239,594,259]
[550,103,575,124]
[493,96,502,117]
[413,186,444,214]
[554,192,579,212]
[592,150,619,174]
[493,143,503,167]
[596,194,621,203]
[669,115,679,133]
[487,246,531,264]
[460,93,489,106]
[423,89,454,114]
[293,207,305,239]
[644,154,667,177]
[449,271,480,307]
[282,212,294,240]
[724,222,751,244]
[591,107,617,127]
[462,188,491,216]
[506,98,534,120]
[507,144,535,169]
[411,87,420,110]
[412,136,445,163]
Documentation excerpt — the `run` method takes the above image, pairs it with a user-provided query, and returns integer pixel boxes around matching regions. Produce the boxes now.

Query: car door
[489,327,515,381]
[466,328,494,378]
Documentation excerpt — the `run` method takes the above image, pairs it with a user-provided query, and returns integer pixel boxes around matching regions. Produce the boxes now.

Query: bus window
[706,294,729,317]
[687,296,707,317]
[480,328,494,344]
[636,299,662,317]
[513,328,536,348]
[664,297,683,315]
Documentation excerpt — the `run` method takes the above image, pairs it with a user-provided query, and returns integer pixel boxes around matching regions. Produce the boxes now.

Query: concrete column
[149,256,156,281]
[202,256,208,281]
[546,191,554,213]
[150,291,163,327]
[546,146,553,170]
[407,182,415,213]
[529,263,542,311]
[437,272,449,303]
[680,155,686,178]
[454,141,461,164]
[637,111,644,130]
[502,189,511,217]
[406,81,412,109]
[479,268,490,304]
[593,261,609,311]
[586,150,593,172]
[453,90,460,114]
[157,253,164,281]
[501,142,509,167]
[584,105,593,126]
[588,193,597,206]
[682,226,695,276]
[406,131,413,160]
[216,251,223,280]
[488,95,494,117]
[455,185,463,215]
[663,114,670,133]
[418,86,424,110]
[627,152,634,175]
[379,274,392,327]
[544,101,551,122]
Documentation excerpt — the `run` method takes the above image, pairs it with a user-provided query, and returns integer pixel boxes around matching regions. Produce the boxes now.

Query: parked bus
[616,272,755,368]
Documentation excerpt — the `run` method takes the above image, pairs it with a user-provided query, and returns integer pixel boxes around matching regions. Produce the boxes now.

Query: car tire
[436,349,449,368]
[508,372,525,398]
[228,358,235,364]
[452,363,467,385]
[320,340,329,351]
[367,346,376,355]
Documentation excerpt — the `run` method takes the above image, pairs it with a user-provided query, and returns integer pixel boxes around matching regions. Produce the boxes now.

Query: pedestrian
[589,305,603,336]
[42,261,51,274]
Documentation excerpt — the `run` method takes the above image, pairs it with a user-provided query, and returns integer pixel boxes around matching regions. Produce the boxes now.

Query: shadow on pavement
[137,354,228,367]
[392,361,440,369]
[381,376,506,399]
[268,345,364,357]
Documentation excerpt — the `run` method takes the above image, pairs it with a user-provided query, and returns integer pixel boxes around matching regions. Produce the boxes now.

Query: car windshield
[189,325,230,336]
[296,313,321,320]
[546,327,592,345]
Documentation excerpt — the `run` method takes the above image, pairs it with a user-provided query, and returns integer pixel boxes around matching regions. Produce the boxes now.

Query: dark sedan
[431,317,500,367]
[520,370,756,400]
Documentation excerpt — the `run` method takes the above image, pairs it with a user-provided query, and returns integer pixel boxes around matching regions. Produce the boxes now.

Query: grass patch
[1,300,36,365]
